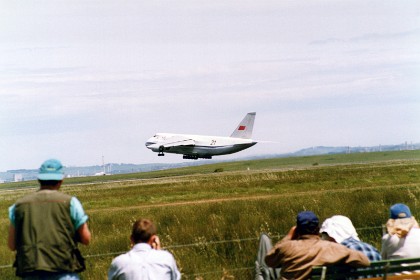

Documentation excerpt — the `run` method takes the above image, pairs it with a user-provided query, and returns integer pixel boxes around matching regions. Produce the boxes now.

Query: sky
[1,0,419,171]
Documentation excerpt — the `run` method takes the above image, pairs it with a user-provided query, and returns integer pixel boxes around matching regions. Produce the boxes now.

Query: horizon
[2,141,418,172]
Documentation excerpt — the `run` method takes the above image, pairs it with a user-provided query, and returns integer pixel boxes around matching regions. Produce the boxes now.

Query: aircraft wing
[148,135,195,149]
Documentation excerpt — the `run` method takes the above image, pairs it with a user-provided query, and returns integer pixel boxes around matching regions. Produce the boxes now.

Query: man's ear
[147,234,156,245]
[54,180,63,190]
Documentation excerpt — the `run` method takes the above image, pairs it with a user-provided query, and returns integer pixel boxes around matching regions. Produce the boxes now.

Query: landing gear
[183,154,198,160]
[158,145,165,156]
[183,154,212,160]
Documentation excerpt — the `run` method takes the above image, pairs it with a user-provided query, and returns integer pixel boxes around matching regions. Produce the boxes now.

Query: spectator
[257,211,369,280]
[108,218,181,280]
[255,233,281,280]
[381,203,420,259]
[320,215,381,261]
[8,159,91,279]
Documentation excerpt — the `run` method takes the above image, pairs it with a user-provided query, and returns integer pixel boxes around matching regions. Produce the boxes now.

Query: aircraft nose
[145,141,157,148]
[145,135,159,148]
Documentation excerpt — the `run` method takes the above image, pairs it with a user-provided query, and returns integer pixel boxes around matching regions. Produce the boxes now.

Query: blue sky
[1,1,419,171]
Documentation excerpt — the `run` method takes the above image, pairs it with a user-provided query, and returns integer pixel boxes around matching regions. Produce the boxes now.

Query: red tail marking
[238,126,246,131]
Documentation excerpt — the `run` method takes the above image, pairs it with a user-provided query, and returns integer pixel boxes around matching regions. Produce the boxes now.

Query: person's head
[37,159,64,189]
[386,203,418,238]
[131,218,157,244]
[296,211,320,236]
[320,215,359,243]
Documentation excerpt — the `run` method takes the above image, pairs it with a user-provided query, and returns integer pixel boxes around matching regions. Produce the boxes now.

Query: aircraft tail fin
[230,112,256,139]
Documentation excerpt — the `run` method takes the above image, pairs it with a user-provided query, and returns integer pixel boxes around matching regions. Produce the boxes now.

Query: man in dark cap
[260,211,370,280]
[7,159,91,279]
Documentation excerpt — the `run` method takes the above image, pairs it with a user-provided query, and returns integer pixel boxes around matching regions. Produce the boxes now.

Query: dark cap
[297,211,319,233]
[390,203,412,219]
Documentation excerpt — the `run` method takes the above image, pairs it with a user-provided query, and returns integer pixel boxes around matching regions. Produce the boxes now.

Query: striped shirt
[341,237,382,261]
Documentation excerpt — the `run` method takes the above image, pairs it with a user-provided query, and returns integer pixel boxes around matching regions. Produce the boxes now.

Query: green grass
[1,150,420,279]
[2,150,419,190]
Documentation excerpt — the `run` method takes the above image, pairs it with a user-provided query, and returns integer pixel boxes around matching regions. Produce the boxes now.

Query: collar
[298,234,321,240]
[131,243,153,252]
[37,189,58,193]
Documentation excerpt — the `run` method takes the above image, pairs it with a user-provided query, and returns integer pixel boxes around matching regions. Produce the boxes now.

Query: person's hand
[151,235,161,250]
[287,226,298,240]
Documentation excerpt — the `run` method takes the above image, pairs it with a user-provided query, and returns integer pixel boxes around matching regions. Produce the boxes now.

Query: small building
[14,174,23,182]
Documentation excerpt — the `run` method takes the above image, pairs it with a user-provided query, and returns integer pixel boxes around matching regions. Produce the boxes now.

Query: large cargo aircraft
[145,112,257,159]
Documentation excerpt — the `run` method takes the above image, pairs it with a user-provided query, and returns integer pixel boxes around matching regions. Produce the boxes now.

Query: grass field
[1,150,419,279]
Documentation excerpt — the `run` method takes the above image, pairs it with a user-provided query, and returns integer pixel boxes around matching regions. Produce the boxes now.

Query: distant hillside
[1,142,419,182]
[292,143,420,157]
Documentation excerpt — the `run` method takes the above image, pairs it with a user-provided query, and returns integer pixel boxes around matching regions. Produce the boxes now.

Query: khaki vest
[14,190,85,276]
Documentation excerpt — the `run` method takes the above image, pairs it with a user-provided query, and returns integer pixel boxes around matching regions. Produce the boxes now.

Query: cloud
[310,28,420,45]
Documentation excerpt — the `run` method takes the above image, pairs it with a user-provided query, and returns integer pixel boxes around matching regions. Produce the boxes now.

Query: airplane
[145,112,257,160]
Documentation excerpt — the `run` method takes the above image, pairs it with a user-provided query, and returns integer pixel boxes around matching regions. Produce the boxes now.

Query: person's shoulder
[111,251,130,265]
[276,235,319,250]
[410,227,420,233]
[153,249,175,258]
[274,237,295,250]
[344,238,375,250]
[328,241,367,259]
[408,227,420,237]
[341,238,360,249]
[149,249,177,262]
[53,190,72,199]
[15,192,38,204]
[326,239,356,251]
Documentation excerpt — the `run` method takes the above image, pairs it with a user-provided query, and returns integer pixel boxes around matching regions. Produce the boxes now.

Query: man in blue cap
[381,203,420,259]
[257,211,369,280]
[7,159,91,279]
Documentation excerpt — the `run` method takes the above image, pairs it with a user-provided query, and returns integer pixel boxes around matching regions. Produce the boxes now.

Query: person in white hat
[320,215,381,261]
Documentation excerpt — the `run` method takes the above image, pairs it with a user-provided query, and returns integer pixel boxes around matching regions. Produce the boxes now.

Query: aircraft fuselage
[145,133,257,159]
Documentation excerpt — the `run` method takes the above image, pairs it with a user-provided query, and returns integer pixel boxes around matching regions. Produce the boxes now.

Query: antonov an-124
[145,112,257,160]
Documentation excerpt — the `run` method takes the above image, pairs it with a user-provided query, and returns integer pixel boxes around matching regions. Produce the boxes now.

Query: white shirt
[108,243,181,280]
[381,227,420,259]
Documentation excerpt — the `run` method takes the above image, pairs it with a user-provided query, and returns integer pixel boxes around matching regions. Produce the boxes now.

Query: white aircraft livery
[145,112,257,159]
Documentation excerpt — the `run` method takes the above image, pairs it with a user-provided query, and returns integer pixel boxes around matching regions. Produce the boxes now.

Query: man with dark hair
[108,218,181,280]
[130,219,157,244]
[256,211,370,280]
[8,159,91,279]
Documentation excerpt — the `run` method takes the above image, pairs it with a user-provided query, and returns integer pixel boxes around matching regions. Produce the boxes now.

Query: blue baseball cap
[297,211,319,232]
[390,203,412,219]
[37,159,64,181]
